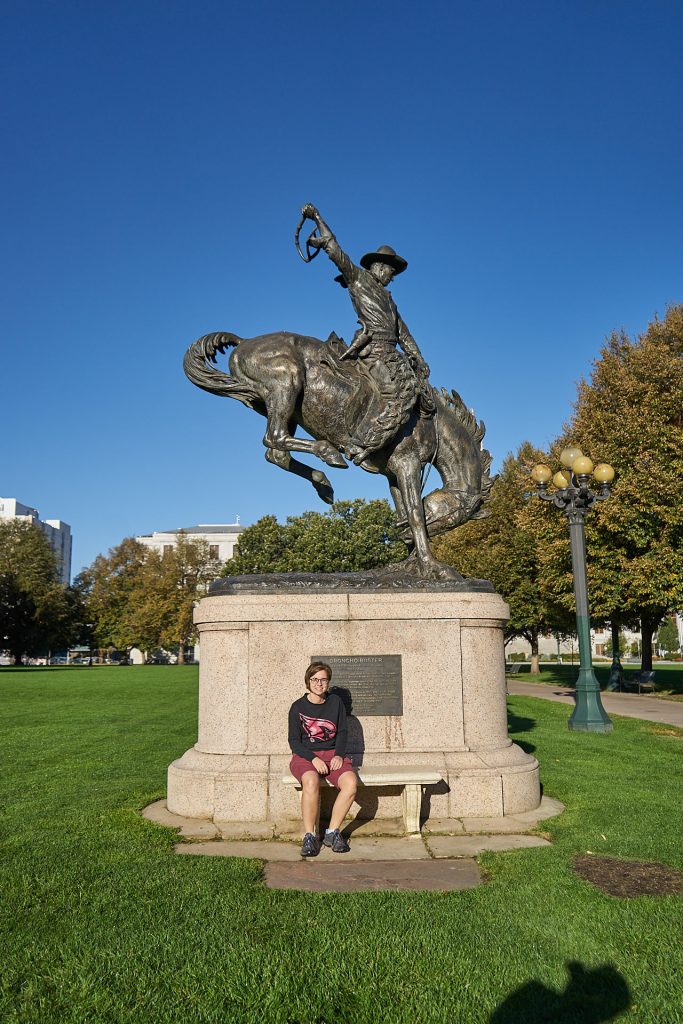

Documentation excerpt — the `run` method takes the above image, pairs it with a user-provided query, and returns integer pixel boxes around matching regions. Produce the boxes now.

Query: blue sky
[2,0,682,578]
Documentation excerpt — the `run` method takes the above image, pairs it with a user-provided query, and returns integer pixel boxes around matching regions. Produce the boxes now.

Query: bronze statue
[184,205,492,581]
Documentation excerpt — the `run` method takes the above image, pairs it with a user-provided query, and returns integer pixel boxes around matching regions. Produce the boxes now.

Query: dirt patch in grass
[573,854,683,897]
[648,726,683,738]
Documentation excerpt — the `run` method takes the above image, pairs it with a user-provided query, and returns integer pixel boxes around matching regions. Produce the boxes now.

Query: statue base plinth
[167,585,540,829]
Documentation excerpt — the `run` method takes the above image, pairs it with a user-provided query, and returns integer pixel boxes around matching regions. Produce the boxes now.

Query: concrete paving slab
[460,815,535,834]
[510,796,565,825]
[143,799,219,839]
[175,836,430,862]
[421,818,466,834]
[175,840,302,861]
[315,836,430,862]
[216,821,277,840]
[264,859,482,892]
[426,834,551,858]
[339,817,408,837]
[277,818,406,841]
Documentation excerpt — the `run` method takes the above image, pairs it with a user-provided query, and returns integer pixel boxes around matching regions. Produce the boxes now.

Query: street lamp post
[531,448,615,733]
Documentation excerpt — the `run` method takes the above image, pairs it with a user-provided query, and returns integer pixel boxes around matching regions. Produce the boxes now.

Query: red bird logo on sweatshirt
[299,712,336,742]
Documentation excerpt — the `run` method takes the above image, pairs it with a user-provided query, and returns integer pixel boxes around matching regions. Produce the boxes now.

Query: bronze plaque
[311,655,402,716]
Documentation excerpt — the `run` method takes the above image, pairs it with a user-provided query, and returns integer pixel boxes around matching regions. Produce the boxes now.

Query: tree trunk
[530,632,540,675]
[177,643,185,666]
[640,613,662,673]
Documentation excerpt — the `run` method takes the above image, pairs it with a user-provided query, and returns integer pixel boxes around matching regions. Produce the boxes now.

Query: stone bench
[282,765,444,834]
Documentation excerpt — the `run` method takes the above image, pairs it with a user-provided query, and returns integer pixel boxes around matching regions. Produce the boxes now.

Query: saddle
[320,331,420,462]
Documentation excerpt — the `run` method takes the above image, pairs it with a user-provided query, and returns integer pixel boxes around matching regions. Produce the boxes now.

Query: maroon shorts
[289,748,356,789]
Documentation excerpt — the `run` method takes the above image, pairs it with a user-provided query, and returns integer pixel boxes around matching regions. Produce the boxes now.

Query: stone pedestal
[167,587,540,828]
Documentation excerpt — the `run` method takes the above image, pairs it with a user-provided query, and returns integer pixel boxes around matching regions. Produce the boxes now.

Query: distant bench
[505,663,526,675]
[623,670,656,694]
[282,765,444,834]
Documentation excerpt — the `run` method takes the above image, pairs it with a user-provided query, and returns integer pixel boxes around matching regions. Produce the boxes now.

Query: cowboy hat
[359,244,408,273]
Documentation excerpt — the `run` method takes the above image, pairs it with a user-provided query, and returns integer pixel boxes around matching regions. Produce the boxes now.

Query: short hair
[305,661,332,690]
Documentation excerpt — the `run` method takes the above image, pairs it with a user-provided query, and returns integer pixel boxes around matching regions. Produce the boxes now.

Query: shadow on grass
[507,662,683,696]
[507,711,537,752]
[490,961,630,1023]
[507,711,536,735]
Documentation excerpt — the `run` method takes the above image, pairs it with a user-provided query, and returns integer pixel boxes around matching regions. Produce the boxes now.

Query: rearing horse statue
[183,205,492,581]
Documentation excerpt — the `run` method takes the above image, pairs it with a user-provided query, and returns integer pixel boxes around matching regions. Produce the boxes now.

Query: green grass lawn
[1,666,682,1024]
[507,661,683,696]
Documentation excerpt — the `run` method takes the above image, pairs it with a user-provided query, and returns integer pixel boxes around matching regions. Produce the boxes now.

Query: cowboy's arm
[398,316,430,376]
[300,204,360,283]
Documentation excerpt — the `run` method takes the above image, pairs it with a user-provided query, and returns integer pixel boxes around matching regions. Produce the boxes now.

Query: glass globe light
[531,464,552,484]
[593,463,615,483]
[553,470,571,489]
[560,446,583,468]
[572,456,594,475]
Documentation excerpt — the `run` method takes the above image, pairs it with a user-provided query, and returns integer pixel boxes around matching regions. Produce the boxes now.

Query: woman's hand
[330,756,343,771]
[312,756,329,775]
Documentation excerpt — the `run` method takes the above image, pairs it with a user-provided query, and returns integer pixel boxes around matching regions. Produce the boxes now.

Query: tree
[78,534,221,660]
[222,500,407,576]
[76,538,149,652]
[434,442,573,673]
[0,573,37,664]
[548,305,683,671]
[604,633,627,658]
[0,520,79,662]
[657,616,679,658]
[155,534,220,663]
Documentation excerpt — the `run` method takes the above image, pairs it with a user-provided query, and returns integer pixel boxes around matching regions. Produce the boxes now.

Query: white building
[0,497,72,585]
[505,623,644,661]
[135,522,244,563]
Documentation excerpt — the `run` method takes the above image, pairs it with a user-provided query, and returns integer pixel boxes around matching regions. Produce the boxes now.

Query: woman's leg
[328,771,358,832]
[300,770,321,834]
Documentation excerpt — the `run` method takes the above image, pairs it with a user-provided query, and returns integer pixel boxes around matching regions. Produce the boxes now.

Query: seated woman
[288,661,358,856]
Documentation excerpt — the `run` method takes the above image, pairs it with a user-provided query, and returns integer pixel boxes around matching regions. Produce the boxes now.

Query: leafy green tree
[78,534,221,660]
[0,520,78,662]
[0,573,37,664]
[656,616,679,657]
[76,538,149,651]
[604,633,627,658]
[156,534,221,663]
[222,500,406,576]
[547,305,683,671]
[434,443,573,673]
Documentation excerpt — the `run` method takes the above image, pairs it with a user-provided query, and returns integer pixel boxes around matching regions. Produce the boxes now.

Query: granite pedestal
[167,581,540,831]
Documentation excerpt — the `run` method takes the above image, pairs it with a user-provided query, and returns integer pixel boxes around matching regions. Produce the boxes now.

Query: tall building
[135,522,244,563]
[0,497,72,585]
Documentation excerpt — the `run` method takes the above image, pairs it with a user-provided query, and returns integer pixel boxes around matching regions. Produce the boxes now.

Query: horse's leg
[394,454,464,581]
[388,482,409,535]
[263,384,348,470]
[265,448,334,505]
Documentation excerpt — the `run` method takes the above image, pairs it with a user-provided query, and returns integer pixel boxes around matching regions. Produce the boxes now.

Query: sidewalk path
[508,680,683,728]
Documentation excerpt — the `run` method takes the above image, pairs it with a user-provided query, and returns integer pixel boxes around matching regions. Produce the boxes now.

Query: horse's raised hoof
[311,470,334,505]
[313,441,348,469]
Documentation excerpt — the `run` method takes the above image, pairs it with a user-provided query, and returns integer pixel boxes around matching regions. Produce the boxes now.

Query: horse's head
[422,487,487,538]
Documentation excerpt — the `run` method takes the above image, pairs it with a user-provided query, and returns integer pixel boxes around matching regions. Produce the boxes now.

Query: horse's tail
[417,388,494,540]
[183,332,262,410]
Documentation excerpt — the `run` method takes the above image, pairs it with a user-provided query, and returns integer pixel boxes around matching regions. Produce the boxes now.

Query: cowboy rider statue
[301,203,435,467]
